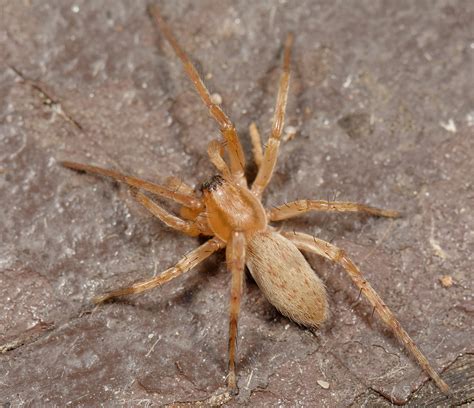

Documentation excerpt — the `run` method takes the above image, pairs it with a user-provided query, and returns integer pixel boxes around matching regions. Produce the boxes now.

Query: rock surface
[1,1,472,406]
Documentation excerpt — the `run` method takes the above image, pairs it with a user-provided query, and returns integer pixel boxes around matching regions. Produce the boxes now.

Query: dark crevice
[8,65,84,131]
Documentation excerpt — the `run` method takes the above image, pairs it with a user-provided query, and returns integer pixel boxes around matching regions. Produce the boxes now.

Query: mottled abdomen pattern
[247,231,328,328]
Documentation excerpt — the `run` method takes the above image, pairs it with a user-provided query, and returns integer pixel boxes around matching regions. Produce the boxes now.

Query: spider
[61,5,449,395]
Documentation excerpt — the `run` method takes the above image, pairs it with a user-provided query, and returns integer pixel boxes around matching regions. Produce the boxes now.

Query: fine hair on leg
[252,33,293,198]
[61,161,201,209]
[93,238,224,304]
[148,5,247,187]
[269,199,400,221]
[225,231,246,393]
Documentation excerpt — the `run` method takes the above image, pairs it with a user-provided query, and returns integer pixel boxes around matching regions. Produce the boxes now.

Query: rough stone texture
[1,0,473,406]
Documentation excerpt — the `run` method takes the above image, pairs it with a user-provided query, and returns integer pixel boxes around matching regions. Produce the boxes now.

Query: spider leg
[162,176,208,224]
[132,190,211,237]
[283,231,450,394]
[61,161,202,210]
[148,5,247,188]
[208,140,232,180]
[226,231,246,393]
[249,122,263,169]
[93,237,224,304]
[269,200,400,221]
[164,175,195,196]
[251,33,293,198]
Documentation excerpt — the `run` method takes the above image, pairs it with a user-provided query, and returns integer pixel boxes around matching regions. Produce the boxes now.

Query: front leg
[132,190,208,237]
[148,5,247,188]
[251,33,293,198]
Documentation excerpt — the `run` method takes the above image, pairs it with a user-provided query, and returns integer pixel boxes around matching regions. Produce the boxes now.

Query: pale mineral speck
[210,93,222,105]
[283,125,297,141]
[466,112,474,127]
[342,75,352,88]
[439,119,457,133]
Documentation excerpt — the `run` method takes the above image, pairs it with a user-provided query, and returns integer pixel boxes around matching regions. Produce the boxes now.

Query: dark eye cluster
[200,175,224,192]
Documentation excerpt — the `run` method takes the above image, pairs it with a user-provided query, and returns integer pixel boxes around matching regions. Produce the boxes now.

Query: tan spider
[61,5,449,395]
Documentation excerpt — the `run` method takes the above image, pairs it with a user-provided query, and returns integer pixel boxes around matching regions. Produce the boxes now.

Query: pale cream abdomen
[247,231,328,328]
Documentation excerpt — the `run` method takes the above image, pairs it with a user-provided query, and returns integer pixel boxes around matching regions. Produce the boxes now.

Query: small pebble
[439,275,454,288]
[317,380,330,389]
[283,125,297,141]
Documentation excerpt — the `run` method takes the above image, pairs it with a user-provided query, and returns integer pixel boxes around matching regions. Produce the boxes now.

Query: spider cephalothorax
[61,4,449,396]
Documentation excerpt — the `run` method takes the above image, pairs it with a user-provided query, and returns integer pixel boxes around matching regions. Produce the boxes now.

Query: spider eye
[200,175,224,192]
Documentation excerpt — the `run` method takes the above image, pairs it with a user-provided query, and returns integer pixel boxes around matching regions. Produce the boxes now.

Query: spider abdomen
[246,231,328,328]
